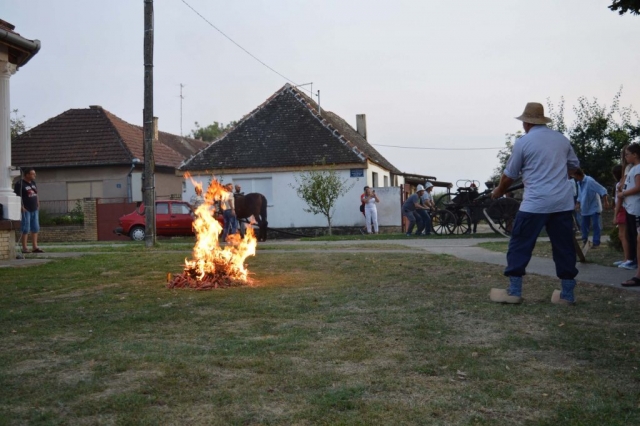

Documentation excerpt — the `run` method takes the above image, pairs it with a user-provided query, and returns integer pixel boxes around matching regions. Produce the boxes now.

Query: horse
[234,193,269,242]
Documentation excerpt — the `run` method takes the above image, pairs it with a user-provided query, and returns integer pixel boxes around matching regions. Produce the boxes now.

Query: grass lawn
[1,249,639,425]
[478,241,623,268]
[303,232,506,242]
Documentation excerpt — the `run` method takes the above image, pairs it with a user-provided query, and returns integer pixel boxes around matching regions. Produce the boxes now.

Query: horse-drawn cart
[432,179,522,236]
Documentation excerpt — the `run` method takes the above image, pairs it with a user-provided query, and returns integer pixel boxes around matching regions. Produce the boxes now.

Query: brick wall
[0,229,16,260]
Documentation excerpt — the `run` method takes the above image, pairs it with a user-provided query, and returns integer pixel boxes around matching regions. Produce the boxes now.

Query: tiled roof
[12,106,185,168]
[181,84,401,173]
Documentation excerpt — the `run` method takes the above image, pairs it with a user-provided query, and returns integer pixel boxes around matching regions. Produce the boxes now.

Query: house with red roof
[11,105,206,212]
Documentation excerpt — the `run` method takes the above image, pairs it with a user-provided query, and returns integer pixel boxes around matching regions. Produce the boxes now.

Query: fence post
[83,198,98,241]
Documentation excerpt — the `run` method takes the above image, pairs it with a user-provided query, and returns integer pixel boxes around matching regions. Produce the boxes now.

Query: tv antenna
[179,83,185,136]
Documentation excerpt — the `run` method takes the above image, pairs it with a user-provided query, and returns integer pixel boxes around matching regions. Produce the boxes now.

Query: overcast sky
[6,0,640,188]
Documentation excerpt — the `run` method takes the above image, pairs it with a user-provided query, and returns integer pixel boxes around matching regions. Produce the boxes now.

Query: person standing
[220,183,237,241]
[13,168,44,253]
[362,186,379,234]
[618,143,640,286]
[418,182,436,235]
[189,185,205,211]
[402,185,429,236]
[233,184,246,237]
[612,164,633,268]
[571,168,610,248]
[490,102,580,305]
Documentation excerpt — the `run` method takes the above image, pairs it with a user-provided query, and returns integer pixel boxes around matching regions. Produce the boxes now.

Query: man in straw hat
[490,102,580,305]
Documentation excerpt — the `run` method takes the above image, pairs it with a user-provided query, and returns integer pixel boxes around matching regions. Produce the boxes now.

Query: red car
[114,201,197,241]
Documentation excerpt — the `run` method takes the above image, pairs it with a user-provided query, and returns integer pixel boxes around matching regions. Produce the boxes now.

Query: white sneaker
[613,260,625,266]
[619,261,638,270]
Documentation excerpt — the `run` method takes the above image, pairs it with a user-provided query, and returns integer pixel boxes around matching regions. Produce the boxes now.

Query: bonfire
[167,176,257,290]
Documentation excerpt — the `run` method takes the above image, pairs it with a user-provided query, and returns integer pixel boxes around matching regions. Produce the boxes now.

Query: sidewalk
[2,238,639,293]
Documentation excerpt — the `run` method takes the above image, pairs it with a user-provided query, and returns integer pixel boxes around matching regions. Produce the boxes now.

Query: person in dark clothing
[13,167,44,253]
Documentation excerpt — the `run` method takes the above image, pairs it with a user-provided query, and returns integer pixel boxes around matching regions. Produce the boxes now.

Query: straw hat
[424,182,434,190]
[416,184,425,192]
[515,102,552,125]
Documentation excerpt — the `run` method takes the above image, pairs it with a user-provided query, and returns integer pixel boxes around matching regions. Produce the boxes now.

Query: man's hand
[490,188,503,200]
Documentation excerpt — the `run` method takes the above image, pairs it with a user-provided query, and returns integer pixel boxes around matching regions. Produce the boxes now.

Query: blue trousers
[403,210,424,235]
[222,209,237,241]
[505,210,578,280]
[415,210,432,234]
[580,213,601,246]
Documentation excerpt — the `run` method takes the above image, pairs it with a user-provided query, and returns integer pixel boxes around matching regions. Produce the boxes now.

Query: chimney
[153,117,158,141]
[356,114,367,140]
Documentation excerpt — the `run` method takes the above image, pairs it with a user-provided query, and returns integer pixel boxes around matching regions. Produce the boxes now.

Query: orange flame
[182,173,257,283]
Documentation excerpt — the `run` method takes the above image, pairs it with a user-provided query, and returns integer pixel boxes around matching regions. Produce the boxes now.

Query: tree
[609,0,640,15]
[550,88,639,186]
[10,109,26,139]
[489,132,522,184]
[189,121,236,142]
[490,90,640,187]
[291,163,355,235]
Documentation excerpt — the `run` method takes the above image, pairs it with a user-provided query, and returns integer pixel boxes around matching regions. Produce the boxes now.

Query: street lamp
[127,158,141,202]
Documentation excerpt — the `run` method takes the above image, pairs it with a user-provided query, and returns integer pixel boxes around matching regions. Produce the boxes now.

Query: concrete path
[2,237,639,293]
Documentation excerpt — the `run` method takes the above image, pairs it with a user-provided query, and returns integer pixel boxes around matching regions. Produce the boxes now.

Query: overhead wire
[179,0,314,96]
[372,144,504,151]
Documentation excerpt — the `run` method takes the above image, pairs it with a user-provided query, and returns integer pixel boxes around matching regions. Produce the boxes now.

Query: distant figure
[14,167,44,253]
[571,168,610,248]
[402,184,429,236]
[361,186,379,234]
[618,143,640,286]
[233,184,246,236]
[220,183,237,241]
[418,182,435,235]
[611,164,633,269]
[190,185,204,211]
[490,102,580,305]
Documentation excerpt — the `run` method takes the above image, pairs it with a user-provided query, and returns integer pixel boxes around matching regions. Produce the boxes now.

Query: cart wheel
[432,209,456,235]
[435,193,453,209]
[486,198,520,236]
[453,210,472,235]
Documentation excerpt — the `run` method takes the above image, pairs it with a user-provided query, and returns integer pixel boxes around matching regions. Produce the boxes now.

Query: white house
[180,84,407,231]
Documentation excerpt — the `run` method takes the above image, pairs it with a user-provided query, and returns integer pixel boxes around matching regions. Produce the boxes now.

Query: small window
[383,176,389,187]
[372,172,378,188]
[156,203,169,214]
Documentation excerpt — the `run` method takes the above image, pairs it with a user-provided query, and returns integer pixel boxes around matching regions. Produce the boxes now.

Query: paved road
[2,237,638,293]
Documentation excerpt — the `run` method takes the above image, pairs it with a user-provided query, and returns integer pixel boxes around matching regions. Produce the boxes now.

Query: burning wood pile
[167,175,257,290]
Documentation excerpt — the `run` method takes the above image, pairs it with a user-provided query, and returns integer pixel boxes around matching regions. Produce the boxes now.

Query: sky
[5,0,640,189]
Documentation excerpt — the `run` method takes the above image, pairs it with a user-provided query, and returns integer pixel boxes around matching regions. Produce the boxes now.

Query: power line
[372,143,504,151]
[179,0,309,94]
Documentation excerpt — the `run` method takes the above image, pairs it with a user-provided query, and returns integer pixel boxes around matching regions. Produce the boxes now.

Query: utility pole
[143,0,156,247]
[179,83,185,136]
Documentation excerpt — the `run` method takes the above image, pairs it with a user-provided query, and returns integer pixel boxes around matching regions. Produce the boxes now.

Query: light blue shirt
[504,125,579,213]
[576,175,607,216]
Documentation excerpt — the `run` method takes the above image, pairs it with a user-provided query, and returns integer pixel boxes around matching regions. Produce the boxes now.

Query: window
[156,202,169,214]
[171,203,191,215]
[372,172,378,188]
[383,176,389,187]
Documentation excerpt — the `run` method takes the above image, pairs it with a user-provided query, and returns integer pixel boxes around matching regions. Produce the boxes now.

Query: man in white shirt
[490,102,580,305]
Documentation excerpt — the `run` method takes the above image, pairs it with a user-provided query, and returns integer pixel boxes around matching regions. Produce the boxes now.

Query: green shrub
[39,201,84,226]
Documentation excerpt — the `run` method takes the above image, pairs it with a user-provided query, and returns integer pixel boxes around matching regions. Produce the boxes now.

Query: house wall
[367,161,391,188]
[26,167,182,203]
[183,168,402,228]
